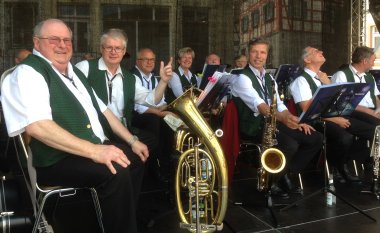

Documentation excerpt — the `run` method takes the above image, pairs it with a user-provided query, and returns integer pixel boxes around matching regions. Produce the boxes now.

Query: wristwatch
[127,135,139,146]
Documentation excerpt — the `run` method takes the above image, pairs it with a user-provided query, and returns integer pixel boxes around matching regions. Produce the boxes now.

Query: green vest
[22,55,113,167]
[341,66,377,108]
[233,67,273,137]
[165,67,198,104]
[87,59,136,129]
[130,66,157,90]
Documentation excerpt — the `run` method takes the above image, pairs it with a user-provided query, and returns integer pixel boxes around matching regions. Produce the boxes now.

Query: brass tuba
[168,88,228,233]
[257,80,286,192]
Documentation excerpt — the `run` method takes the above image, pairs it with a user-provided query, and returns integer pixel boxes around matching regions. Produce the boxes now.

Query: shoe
[339,164,361,182]
[279,174,303,195]
[270,184,290,199]
[333,168,346,184]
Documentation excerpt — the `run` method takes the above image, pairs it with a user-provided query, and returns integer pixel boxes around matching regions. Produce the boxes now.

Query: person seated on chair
[289,46,374,183]
[230,38,323,198]
[130,47,175,182]
[165,47,200,104]
[332,46,380,126]
[76,29,173,183]
[1,18,149,233]
[205,52,221,65]
[233,54,248,69]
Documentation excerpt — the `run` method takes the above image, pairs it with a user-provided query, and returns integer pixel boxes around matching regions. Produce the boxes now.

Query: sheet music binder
[199,64,227,90]
[196,70,242,112]
[299,82,371,123]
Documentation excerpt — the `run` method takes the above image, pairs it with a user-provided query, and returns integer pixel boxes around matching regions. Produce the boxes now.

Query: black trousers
[36,142,144,233]
[133,113,174,172]
[276,122,323,173]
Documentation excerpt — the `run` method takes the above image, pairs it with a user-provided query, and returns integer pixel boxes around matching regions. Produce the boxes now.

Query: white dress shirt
[76,58,159,120]
[331,64,380,108]
[133,66,166,114]
[230,64,287,116]
[168,66,201,98]
[1,49,107,142]
[290,68,321,104]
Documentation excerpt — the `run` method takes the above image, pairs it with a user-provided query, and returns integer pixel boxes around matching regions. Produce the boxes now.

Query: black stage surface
[2,150,380,233]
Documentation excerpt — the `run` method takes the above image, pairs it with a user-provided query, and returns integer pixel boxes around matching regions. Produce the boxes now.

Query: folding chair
[14,134,105,233]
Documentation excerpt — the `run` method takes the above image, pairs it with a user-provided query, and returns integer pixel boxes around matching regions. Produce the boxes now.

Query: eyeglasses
[102,46,125,53]
[138,58,156,62]
[38,36,72,46]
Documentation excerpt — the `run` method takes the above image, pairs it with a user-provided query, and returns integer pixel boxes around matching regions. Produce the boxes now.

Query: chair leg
[32,191,58,233]
[89,188,105,233]
[298,173,304,191]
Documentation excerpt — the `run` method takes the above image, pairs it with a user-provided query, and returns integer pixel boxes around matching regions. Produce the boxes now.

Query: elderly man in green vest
[290,46,374,183]
[76,29,173,176]
[332,46,380,126]
[230,38,323,198]
[1,19,147,233]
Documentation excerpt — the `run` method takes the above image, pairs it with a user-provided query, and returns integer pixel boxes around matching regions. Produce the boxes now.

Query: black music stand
[280,82,376,222]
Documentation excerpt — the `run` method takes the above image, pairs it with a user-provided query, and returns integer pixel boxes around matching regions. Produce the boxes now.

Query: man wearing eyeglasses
[1,19,147,233]
[130,47,174,183]
[76,29,173,181]
[290,46,374,184]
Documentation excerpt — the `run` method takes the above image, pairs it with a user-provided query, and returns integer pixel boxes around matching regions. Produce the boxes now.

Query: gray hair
[352,46,375,64]
[33,18,72,38]
[299,46,312,68]
[178,47,195,59]
[100,28,128,48]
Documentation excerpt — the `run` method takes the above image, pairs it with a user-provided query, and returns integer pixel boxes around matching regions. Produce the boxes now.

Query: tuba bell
[168,88,228,233]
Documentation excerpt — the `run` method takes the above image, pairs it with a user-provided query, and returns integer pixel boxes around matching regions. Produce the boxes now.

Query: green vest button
[87,124,91,129]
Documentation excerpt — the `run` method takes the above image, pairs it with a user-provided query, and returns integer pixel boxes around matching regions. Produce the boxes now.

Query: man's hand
[317,71,331,85]
[325,117,351,128]
[297,123,316,135]
[131,140,149,162]
[91,144,131,174]
[159,57,173,82]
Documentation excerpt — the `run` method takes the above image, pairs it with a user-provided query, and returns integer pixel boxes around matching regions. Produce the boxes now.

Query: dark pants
[36,142,144,233]
[276,122,323,173]
[133,113,173,173]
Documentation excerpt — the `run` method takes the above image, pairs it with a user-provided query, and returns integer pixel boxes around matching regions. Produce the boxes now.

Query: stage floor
[137,162,380,233]
[3,154,380,233]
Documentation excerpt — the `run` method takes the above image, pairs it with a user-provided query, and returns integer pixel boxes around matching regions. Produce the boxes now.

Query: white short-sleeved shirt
[290,68,321,104]
[331,64,380,108]
[76,58,159,119]
[230,65,287,116]
[133,66,166,114]
[1,49,107,142]
[168,66,200,98]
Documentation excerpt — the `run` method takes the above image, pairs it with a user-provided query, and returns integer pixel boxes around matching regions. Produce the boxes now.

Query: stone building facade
[235,0,349,74]
[0,0,365,75]
[0,0,234,74]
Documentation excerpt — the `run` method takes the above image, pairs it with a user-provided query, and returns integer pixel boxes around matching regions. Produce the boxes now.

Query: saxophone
[168,88,228,233]
[257,80,286,192]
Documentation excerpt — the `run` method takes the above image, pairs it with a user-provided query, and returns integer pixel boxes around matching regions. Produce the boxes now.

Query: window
[6,2,37,48]
[182,7,209,73]
[58,4,90,53]
[288,0,307,20]
[251,10,260,28]
[102,5,170,72]
[263,1,275,22]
